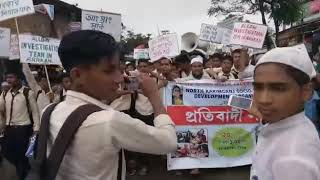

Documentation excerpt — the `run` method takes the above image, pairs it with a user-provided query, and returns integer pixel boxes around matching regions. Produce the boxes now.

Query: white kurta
[251,112,320,180]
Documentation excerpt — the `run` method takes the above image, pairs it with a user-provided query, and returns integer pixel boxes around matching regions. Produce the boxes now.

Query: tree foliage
[208,0,305,31]
[120,30,152,56]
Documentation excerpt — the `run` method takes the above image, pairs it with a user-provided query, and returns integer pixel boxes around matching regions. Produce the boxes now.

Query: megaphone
[181,32,198,53]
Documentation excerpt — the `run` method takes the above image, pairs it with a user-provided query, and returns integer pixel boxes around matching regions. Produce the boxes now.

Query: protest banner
[229,22,268,49]
[133,48,149,59]
[0,0,35,22]
[164,80,259,170]
[0,27,10,57]
[19,34,61,65]
[199,24,224,43]
[9,34,19,60]
[217,16,243,30]
[148,33,179,62]
[81,10,121,41]
[221,29,233,45]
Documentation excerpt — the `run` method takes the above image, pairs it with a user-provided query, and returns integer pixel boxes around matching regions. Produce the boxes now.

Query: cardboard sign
[134,48,149,59]
[9,34,19,60]
[19,34,61,65]
[148,34,179,62]
[0,0,35,22]
[199,24,224,43]
[221,29,233,45]
[0,27,10,57]
[81,10,121,41]
[229,23,268,49]
[34,4,54,21]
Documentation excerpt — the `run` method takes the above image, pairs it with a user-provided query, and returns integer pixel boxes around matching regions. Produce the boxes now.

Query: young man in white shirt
[0,68,40,180]
[22,64,54,112]
[47,30,177,180]
[251,45,320,180]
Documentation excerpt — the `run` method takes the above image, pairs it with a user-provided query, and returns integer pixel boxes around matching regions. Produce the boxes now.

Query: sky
[62,0,264,37]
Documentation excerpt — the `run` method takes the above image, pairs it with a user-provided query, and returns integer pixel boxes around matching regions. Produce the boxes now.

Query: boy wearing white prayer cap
[250,44,320,180]
[175,56,211,83]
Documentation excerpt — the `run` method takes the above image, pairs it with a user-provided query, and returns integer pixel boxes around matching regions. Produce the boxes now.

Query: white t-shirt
[251,112,320,180]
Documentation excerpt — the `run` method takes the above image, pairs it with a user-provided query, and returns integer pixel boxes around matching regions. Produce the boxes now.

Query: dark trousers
[2,125,33,180]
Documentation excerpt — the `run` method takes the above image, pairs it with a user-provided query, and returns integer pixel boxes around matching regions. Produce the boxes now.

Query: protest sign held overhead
[229,22,268,49]
[9,34,19,60]
[81,10,121,41]
[0,0,35,22]
[134,48,149,59]
[164,81,258,170]
[19,34,61,65]
[199,24,224,43]
[148,33,179,62]
[0,27,10,57]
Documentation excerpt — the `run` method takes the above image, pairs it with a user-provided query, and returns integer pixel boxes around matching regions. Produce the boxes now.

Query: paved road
[1,156,250,180]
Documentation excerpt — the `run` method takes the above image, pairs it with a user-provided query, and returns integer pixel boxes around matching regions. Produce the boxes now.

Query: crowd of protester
[0,30,319,180]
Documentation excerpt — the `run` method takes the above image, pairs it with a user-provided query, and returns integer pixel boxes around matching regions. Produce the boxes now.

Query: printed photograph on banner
[81,10,122,41]
[172,85,183,105]
[172,128,209,159]
[0,0,35,22]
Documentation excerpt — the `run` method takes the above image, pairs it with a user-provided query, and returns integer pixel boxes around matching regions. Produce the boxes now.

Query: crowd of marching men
[0,30,319,180]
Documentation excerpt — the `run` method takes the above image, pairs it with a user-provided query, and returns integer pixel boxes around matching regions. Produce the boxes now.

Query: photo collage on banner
[164,80,259,170]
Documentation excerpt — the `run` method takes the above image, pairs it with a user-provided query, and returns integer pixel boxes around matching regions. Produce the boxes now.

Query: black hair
[175,53,191,64]
[138,59,149,65]
[279,64,310,86]
[5,61,23,79]
[221,55,233,64]
[232,49,241,55]
[58,30,119,73]
[210,53,222,60]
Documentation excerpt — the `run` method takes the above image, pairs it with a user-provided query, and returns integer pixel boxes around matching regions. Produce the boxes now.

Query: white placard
[81,10,121,41]
[134,48,149,60]
[229,22,268,49]
[19,34,61,65]
[199,24,224,43]
[0,0,35,22]
[221,29,233,45]
[0,27,10,57]
[148,34,179,62]
[9,34,19,60]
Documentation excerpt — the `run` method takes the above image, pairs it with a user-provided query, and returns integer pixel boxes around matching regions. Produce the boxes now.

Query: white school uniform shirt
[47,90,177,180]
[22,63,51,112]
[0,87,40,131]
[251,112,320,180]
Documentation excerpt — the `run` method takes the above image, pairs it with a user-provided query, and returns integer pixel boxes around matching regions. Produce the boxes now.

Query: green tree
[119,30,152,56]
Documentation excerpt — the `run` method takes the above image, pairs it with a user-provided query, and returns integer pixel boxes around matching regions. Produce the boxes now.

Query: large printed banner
[164,80,259,170]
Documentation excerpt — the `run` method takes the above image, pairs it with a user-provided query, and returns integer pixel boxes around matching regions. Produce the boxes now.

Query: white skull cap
[191,55,203,65]
[256,44,317,79]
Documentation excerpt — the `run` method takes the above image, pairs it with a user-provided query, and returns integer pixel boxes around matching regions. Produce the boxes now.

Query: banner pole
[44,65,52,92]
